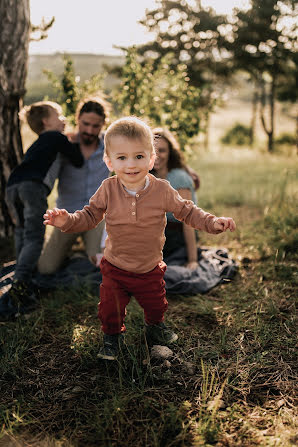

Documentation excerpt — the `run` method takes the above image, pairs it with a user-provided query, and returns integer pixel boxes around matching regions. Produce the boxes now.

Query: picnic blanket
[0,247,237,299]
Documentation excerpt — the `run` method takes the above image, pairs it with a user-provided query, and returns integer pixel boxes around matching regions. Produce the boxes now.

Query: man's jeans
[6,181,48,281]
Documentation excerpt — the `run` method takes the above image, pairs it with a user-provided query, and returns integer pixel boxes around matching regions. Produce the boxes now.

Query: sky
[29,0,250,55]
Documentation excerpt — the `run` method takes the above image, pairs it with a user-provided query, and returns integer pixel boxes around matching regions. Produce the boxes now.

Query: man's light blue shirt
[55,135,109,212]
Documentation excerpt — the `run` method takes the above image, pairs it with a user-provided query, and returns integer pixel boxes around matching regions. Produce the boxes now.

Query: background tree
[0,2,54,240]
[0,0,30,238]
[276,49,298,153]
[44,55,106,125]
[117,48,201,149]
[30,16,55,42]
[138,0,233,148]
[228,0,297,152]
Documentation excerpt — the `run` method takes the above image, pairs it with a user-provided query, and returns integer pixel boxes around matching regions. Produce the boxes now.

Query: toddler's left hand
[214,217,236,232]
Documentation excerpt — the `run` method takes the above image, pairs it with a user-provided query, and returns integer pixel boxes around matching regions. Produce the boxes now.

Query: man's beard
[81,133,97,145]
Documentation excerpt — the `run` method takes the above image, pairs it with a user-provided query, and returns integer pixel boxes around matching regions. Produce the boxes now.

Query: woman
[152,128,199,269]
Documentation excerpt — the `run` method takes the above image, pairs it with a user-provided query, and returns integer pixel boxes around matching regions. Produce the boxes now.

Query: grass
[0,149,297,446]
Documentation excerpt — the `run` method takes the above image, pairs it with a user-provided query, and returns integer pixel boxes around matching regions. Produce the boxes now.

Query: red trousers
[98,257,168,335]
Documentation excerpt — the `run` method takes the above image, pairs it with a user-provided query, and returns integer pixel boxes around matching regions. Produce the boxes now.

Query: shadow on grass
[0,287,201,446]
[0,247,297,446]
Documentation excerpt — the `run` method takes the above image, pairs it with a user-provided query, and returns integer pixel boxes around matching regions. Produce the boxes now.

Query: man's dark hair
[76,96,110,122]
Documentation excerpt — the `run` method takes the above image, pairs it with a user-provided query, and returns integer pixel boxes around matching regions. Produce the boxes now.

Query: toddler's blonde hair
[104,116,155,157]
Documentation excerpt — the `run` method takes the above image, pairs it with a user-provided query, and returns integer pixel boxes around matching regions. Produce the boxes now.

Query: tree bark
[0,0,30,238]
[296,110,298,155]
[203,110,210,151]
[249,82,258,147]
[268,76,275,153]
[260,76,275,152]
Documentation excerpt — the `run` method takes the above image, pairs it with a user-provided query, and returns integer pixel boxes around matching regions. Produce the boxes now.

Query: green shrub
[275,132,296,146]
[221,123,251,146]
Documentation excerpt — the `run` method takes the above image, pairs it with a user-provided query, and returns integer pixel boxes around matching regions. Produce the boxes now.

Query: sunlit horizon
[29,0,250,56]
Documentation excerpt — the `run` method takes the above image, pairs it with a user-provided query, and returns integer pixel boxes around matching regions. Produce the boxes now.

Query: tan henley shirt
[60,173,221,273]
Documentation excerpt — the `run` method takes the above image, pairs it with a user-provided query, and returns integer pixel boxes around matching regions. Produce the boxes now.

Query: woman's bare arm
[177,188,198,269]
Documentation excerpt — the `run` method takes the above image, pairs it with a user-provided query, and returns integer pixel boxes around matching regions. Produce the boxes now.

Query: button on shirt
[123,176,149,220]
[56,136,109,212]
[60,174,221,274]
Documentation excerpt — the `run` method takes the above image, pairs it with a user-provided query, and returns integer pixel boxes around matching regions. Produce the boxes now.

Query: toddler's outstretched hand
[43,208,69,228]
[214,217,236,232]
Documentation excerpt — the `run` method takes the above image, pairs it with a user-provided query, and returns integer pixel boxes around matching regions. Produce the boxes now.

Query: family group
[2,97,236,360]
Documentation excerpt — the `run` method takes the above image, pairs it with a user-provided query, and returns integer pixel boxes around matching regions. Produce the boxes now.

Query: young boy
[5,101,84,314]
[44,117,236,360]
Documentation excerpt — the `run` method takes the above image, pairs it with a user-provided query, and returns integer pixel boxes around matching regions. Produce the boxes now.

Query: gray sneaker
[97,333,124,361]
[145,322,178,345]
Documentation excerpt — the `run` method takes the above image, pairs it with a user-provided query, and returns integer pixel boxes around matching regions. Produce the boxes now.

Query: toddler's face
[105,136,156,191]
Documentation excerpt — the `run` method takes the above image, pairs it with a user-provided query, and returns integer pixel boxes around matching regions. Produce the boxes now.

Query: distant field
[208,98,295,149]
[25,53,124,104]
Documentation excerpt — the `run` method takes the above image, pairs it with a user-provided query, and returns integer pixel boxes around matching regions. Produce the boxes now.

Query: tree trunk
[268,76,275,153]
[203,110,210,151]
[296,110,298,155]
[260,76,275,152]
[249,82,258,147]
[0,0,30,238]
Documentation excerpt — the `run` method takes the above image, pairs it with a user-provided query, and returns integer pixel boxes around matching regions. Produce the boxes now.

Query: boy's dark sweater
[7,131,84,192]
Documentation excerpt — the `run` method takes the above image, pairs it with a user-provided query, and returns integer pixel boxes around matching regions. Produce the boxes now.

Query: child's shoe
[97,333,124,361]
[145,322,178,345]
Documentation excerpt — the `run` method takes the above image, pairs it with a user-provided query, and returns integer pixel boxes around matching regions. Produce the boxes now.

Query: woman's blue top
[167,168,196,222]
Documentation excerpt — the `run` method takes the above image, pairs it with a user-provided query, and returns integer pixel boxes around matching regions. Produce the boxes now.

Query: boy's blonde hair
[104,116,155,157]
[20,101,62,135]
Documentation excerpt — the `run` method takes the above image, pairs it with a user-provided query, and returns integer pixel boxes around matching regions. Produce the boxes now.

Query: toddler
[44,117,236,360]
